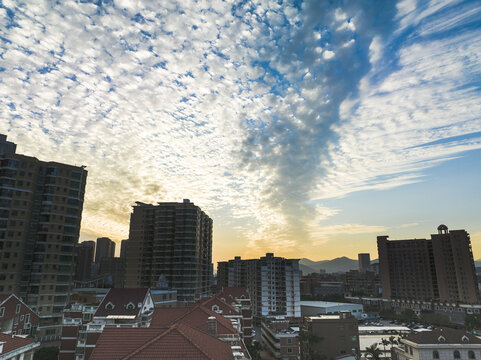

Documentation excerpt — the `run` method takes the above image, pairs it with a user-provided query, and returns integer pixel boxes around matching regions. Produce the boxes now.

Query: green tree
[465,314,481,331]
[365,344,382,360]
[34,347,59,360]
[381,338,390,354]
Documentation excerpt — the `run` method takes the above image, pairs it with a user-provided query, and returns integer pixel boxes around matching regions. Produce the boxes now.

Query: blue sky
[1,0,480,261]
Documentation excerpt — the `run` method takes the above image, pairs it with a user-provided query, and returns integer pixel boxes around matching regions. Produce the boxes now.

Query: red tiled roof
[0,294,11,304]
[90,324,234,360]
[151,305,237,335]
[0,333,38,355]
[404,327,481,345]
[219,287,250,302]
[95,288,150,317]
[199,296,240,316]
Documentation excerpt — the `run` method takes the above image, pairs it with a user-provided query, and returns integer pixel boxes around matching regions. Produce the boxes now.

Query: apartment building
[218,253,301,318]
[94,237,115,264]
[74,241,95,282]
[0,134,87,339]
[125,199,213,303]
[378,225,479,303]
[300,312,360,360]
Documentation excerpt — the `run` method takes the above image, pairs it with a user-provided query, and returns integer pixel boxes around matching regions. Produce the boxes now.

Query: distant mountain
[299,257,358,274]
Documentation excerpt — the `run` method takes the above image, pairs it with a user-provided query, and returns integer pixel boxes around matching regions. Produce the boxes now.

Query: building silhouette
[125,199,212,303]
[75,241,95,282]
[119,239,129,259]
[358,253,371,273]
[94,237,115,264]
[0,134,87,338]
[378,225,479,304]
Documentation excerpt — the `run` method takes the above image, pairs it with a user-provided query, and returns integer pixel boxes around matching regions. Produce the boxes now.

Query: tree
[381,338,390,354]
[365,344,382,360]
[388,335,398,347]
[465,314,481,331]
[34,347,59,360]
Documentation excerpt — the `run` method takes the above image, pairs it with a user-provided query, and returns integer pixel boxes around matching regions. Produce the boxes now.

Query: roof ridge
[176,323,219,360]
[169,302,205,324]
[120,326,173,359]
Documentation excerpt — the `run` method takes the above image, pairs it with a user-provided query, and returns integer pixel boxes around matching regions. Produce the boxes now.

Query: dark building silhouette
[99,257,126,288]
[75,241,95,282]
[125,199,213,303]
[120,239,129,259]
[94,237,115,264]
[358,253,370,273]
[0,134,87,338]
[378,225,479,304]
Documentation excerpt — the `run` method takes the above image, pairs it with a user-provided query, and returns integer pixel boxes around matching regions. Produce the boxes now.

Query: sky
[1,0,480,263]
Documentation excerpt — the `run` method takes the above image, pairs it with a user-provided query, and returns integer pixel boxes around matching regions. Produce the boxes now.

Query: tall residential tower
[125,199,212,303]
[0,134,87,338]
[378,225,479,304]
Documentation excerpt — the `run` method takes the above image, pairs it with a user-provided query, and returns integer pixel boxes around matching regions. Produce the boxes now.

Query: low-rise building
[301,312,360,360]
[218,287,253,342]
[300,301,364,319]
[261,317,300,360]
[0,294,38,337]
[393,328,481,360]
[0,333,40,360]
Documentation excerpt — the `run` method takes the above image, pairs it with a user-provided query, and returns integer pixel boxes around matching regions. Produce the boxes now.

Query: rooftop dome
[438,224,448,234]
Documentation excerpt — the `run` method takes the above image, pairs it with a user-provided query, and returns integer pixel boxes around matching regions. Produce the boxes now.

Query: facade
[0,332,39,360]
[125,199,213,303]
[344,270,381,297]
[301,312,360,360]
[119,239,129,259]
[300,301,364,319]
[261,317,300,360]
[98,257,126,288]
[393,328,481,360]
[378,225,479,303]
[218,287,253,343]
[0,294,39,336]
[75,241,95,282]
[0,134,87,339]
[217,253,301,318]
[94,237,115,264]
[358,253,371,273]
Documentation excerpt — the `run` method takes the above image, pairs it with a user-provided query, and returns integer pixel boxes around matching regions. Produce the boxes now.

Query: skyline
[1,0,481,263]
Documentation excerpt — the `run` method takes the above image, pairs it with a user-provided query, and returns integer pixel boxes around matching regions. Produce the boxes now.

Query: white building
[300,301,364,319]
[394,328,481,360]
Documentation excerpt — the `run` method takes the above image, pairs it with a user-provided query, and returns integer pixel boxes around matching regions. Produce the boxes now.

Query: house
[393,328,481,360]
[218,287,253,342]
[59,288,153,360]
[89,323,239,359]
[0,294,38,337]
[0,333,39,360]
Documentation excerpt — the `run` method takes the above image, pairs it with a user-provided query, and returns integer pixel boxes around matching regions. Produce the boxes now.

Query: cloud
[0,0,480,256]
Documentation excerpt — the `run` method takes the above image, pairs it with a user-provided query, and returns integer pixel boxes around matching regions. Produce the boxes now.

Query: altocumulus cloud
[0,0,480,254]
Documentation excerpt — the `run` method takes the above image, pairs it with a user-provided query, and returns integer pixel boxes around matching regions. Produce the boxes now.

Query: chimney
[207,316,217,336]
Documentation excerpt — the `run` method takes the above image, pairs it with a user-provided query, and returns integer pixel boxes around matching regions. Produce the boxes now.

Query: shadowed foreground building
[378,225,479,304]
[125,199,213,303]
[0,134,87,339]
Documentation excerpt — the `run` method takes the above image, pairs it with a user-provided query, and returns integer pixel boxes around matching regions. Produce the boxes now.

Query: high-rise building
[94,237,115,264]
[75,241,95,282]
[0,134,87,338]
[378,225,479,304]
[119,239,129,259]
[125,199,213,303]
[358,253,370,273]
[218,253,301,318]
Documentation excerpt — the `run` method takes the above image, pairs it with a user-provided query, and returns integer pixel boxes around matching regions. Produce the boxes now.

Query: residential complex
[94,237,115,264]
[0,134,87,339]
[378,225,479,303]
[358,253,371,273]
[218,253,301,318]
[125,199,213,303]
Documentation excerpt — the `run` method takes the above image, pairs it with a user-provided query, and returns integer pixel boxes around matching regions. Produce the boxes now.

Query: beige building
[378,225,479,304]
[393,328,481,360]
[301,312,360,360]
[0,134,87,339]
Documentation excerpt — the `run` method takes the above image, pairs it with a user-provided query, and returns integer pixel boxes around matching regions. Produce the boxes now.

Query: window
[25,314,30,324]
[212,305,219,312]
[433,351,439,359]
[0,307,4,317]
[126,302,135,310]
[469,351,476,359]
[287,348,292,353]
[105,302,115,310]
[16,304,20,314]
[454,351,461,359]
[287,339,292,344]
